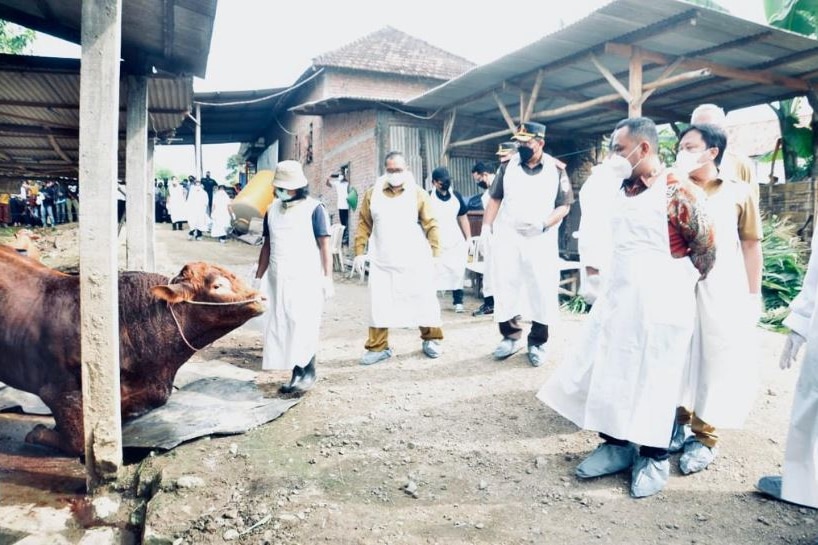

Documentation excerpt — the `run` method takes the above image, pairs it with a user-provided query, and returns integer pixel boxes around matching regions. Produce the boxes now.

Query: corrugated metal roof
[0,0,217,78]
[406,0,818,139]
[0,55,192,180]
[313,26,475,81]
[288,96,403,116]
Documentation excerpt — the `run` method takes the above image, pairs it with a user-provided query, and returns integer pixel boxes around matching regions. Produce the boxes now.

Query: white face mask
[275,187,293,201]
[386,171,413,187]
[603,147,641,180]
[674,149,706,175]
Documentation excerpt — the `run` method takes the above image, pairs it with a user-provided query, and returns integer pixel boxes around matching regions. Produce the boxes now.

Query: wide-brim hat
[496,141,517,157]
[273,160,308,190]
[512,122,546,143]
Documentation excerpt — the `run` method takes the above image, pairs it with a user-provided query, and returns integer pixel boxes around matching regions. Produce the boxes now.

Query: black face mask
[517,146,534,164]
[477,181,489,189]
[439,180,451,191]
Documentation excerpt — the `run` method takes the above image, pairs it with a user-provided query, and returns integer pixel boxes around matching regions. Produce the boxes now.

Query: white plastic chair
[329,223,346,274]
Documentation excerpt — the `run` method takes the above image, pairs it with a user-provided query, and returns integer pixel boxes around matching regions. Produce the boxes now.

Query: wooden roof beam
[47,134,73,164]
[605,42,813,92]
[164,0,176,60]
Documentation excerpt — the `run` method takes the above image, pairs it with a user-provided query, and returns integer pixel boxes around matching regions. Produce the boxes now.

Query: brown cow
[0,246,265,455]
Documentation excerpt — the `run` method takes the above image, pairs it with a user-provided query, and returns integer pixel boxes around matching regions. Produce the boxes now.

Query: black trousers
[339,208,349,244]
[499,316,548,347]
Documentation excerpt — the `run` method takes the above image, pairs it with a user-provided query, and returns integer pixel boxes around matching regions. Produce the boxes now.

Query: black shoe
[472,303,494,316]
[279,366,304,394]
[290,358,316,394]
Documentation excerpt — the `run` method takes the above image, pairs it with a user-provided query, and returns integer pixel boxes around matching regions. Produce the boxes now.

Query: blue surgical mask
[275,188,292,201]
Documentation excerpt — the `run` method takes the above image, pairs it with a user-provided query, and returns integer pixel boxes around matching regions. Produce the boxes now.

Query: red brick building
[245,27,477,237]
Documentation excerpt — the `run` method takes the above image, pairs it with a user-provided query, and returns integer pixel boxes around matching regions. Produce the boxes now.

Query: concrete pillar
[194,103,202,180]
[126,75,149,270]
[146,137,156,271]
[78,0,123,489]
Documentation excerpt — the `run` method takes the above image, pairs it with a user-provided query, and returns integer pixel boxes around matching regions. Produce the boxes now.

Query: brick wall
[323,70,443,102]
[760,181,816,243]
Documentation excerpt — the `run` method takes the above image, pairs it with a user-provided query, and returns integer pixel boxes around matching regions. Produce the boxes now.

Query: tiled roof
[312,26,475,80]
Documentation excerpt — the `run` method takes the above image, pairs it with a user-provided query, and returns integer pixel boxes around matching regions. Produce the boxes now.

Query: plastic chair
[329,223,346,274]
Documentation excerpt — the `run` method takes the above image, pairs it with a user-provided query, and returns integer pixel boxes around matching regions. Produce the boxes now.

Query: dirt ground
[1,223,817,545]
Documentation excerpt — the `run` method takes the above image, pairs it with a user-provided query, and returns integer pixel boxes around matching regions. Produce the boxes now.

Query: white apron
[780,232,818,508]
[538,173,700,448]
[491,155,560,324]
[262,197,325,370]
[186,185,210,231]
[682,181,758,428]
[210,190,233,238]
[167,183,187,223]
[368,180,441,328]
[430,190,467,291]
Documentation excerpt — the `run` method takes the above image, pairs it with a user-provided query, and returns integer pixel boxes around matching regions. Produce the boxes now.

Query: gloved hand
[780,331,807,370]
[476,226,492,256]
[251,276,262,291]
[352,254,368,277]
[322,275,334,300]
[515,222,546,237]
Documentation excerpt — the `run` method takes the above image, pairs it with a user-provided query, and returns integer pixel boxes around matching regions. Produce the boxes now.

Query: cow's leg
[26,390,84,456]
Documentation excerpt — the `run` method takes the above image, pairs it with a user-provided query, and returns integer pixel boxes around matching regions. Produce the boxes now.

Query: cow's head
[151,262,265,326]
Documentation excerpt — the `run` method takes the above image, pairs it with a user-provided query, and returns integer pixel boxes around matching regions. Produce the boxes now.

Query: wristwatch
[542,224,550,233]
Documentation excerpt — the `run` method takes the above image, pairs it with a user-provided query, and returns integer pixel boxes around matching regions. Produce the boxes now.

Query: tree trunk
[808,90,818,182]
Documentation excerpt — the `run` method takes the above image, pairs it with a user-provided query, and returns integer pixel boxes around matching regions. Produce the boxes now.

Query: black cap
[496,141,517,156]
[512,122,546,142]
[431,166,451,183]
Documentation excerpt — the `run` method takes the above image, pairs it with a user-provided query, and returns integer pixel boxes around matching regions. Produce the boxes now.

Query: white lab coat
[367,178,441,328]
[430,190,467,291]
[210,189,233,238]
[779,231,818,508]
[577,163,621,304]
[262,196,326,370]
[681,180,759,428]
[539,173,700,448]
[186,184,209,232]
[167,183,187,223]
[490,155,561,325]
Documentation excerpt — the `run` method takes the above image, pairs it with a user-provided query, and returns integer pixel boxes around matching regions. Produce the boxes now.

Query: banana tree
[765,0,818,181]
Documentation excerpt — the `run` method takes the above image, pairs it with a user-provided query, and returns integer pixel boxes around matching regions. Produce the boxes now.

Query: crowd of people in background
[0,179,79,228]
[153,170,236,243]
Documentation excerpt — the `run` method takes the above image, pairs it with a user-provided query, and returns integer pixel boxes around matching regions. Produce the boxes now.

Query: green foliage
[561,294,590,314]
[225,153,245,183]
[0,21,34,54]
[760,214,809,330]
[764,0,818,37]
[154,166,176,181]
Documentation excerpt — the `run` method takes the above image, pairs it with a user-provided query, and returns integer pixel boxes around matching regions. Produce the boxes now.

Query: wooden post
[126,75,149,270]
[441,109,456,165]
[78,0,123,489]
[146,136,156,271]
[629,47,643,118]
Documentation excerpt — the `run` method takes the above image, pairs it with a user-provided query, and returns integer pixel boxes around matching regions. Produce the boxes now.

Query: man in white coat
[481,122,573,367]
[756,234,818,509]
[353,151,443,365]
[538,117,716,498]
[671,123,763,475]
[430,166,470,312]
[255,160,333,394]
[185,178,209,241]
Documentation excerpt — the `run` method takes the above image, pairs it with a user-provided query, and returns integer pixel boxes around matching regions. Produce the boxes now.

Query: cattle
[0,246,265,455]
[7,228,41,261]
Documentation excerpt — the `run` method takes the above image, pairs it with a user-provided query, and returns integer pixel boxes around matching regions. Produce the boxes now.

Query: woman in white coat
[210,184,233,243]
[757,232,818,509]
[255,161,333,394]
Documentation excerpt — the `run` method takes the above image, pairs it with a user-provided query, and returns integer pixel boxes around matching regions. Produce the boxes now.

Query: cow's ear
[151,284,190,303]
